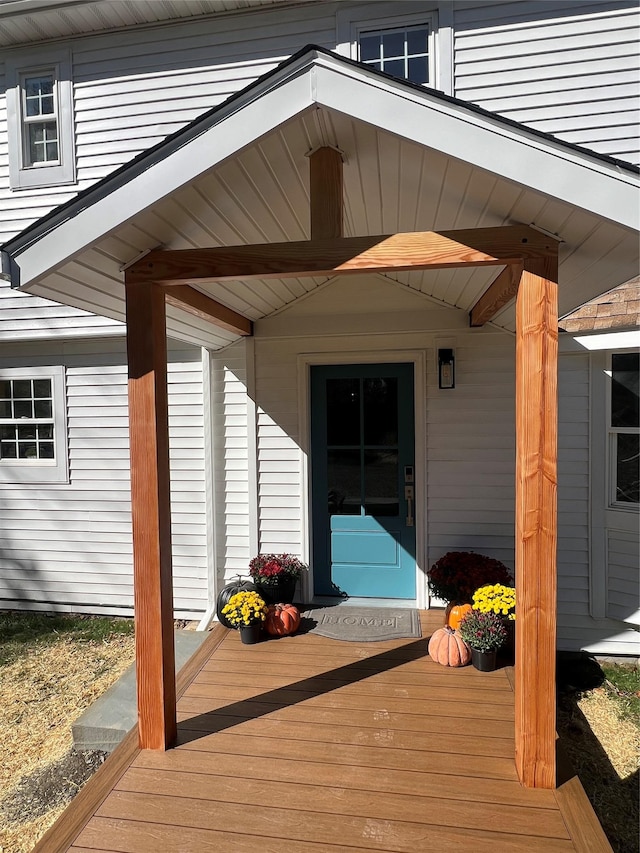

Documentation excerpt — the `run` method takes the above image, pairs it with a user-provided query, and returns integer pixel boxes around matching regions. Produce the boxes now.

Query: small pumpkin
[265,603,301,636]
[216,577,256,629]
[445,602,473,631]
[428,626,471,667]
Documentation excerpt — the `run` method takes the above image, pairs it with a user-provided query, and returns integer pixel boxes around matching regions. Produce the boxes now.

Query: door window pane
[327,378,360,445]
[364,377,398,446]
[328,449,361,515]
[364,450,399,516]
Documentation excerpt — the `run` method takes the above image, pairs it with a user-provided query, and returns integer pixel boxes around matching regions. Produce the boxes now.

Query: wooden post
[309,147,343,239]
[515,254,559,788]
[125,280,177,750]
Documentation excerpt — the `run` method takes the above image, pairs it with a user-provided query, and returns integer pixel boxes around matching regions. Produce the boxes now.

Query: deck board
[38,610,612,852]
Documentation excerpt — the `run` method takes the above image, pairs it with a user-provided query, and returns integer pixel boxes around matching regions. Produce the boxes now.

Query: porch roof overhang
[2,46,638,348]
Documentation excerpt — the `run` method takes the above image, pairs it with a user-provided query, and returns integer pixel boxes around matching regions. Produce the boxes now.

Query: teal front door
[311,363,416,599]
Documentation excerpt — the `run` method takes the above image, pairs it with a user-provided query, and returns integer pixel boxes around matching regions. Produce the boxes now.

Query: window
[610,352,639,505]
[22,72,60,166]
[6,49,76,190]
[337,2,452,95]
[0,367,68,483]
[359,25,431,85]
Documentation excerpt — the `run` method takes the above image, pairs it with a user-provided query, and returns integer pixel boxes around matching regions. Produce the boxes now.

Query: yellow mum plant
[472,584,516,621]
[221,590,268,627]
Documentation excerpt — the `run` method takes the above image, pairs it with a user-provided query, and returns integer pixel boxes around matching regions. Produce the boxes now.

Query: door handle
[405,485,414,527]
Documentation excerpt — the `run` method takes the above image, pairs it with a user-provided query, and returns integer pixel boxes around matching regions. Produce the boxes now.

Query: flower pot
[471,647,498,672]
[255,576,297,605]
[239,623,262,645]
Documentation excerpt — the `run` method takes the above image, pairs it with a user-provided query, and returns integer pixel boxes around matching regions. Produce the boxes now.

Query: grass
[557,659,640,853]
[601,661,640,725]
[0,611,134,666]
[0,611,136,853]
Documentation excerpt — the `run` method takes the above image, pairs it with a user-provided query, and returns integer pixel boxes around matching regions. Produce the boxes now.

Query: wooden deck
[36,611,612,852]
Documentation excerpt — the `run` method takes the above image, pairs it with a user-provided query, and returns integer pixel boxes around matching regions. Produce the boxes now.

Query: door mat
[304,607,421,642]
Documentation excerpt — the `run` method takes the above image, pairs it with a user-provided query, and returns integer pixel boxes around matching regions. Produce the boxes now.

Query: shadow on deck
[34,611,612,852]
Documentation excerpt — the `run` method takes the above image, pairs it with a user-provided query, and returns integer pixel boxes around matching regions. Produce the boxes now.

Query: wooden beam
[469,262,523,326]
[515,254,559,789]
[125,226,556,286]
[165,285,252,336]
[125,280,177,751]
[309,147,343,240]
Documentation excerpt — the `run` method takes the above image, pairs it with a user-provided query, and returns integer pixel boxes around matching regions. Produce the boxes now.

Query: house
[0,0,638,671]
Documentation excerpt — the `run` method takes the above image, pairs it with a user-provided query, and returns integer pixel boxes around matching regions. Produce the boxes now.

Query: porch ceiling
[4,48,638,349]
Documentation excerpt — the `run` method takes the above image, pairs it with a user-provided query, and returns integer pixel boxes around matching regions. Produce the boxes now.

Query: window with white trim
[6,49,76,190]
[337,2,452,94]
[0,367,68,483]
[609,352,639,506]
[359,25,432,85]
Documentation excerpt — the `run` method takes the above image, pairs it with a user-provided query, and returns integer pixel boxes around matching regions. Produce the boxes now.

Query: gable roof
[2,46,639,348]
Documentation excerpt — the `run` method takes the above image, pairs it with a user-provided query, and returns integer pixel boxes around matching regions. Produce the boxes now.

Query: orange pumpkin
[428,626,471,667]
[445,602,473,631]
[265,603,301,636]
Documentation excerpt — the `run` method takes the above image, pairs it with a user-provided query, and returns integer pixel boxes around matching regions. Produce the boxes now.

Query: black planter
[254,576,297,604]
[239,622,262,645]
[471,647,498,672]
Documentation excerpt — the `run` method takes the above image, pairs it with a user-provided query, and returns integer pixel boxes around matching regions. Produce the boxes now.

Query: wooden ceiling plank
[125,226,557,286]
[469,262,524,327]
[165,286,252,336]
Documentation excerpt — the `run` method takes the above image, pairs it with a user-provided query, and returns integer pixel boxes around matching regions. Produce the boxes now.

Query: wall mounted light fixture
[438,348,455,389]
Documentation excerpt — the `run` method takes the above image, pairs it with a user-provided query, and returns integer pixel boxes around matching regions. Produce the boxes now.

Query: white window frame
[336,1,453,96]
[5,48,76,190]
[607,350,639,510]
[0,366,69,484]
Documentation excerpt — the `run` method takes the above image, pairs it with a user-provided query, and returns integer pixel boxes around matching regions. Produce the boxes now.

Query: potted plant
[248,553,307,604]
[220,590,268,644]
[472,583,516,662]
[457,609,508,671]
[427,551,513,609]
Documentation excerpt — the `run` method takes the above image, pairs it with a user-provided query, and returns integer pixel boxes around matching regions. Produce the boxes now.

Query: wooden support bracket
[469,262,524,326]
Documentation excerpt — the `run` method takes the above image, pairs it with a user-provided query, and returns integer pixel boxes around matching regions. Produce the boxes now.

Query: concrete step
[72,629,208,753]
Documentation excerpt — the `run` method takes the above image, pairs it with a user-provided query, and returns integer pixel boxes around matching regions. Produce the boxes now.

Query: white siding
[556,352,638,655]
[426,334,516,568]
[212,339,254,583]
[454,1,640,164]
[0,279,123,339]
[1,1,637,245]
[607,530,640,624]
[0,2,337,243]
[0,338,208,618]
